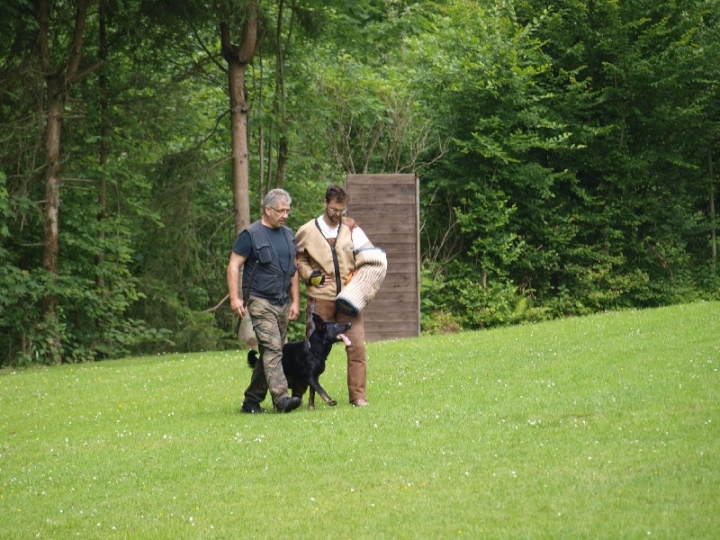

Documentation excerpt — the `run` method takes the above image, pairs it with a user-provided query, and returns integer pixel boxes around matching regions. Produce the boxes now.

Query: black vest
[242,221,297,305]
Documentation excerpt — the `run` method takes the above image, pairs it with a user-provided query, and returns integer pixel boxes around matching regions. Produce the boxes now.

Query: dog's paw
[328,399,337,406]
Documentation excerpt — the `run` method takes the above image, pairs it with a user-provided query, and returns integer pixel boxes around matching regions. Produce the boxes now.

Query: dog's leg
[308,378,337,407]
[290,383,308,403]
[309,387,316,410]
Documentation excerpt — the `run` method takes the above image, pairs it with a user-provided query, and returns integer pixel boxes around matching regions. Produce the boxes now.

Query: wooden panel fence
[346,174,420,342]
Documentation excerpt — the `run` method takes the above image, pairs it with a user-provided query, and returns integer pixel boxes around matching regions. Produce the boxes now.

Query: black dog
[247,313,351,410]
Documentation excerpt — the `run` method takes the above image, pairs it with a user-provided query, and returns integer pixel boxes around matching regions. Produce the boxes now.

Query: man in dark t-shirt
[232,226,295,304]
[226,188,301,414]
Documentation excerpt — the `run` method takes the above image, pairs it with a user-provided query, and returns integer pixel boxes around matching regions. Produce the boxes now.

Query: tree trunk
[710,144,717,275]
[227,57,251,234]
[38,0,94,363]
[97,0,109,290]
[273,0,290,189]
[42,82,63,363]
[275,136,289,188]
[43,83,62,281]
[221,2,259,346]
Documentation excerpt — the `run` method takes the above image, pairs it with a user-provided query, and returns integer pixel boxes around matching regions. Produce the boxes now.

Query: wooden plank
[365,309,417,319]
[352,205,415,213]
[356,223,416,236]
[383,249,417,259]
[365,306,419,315]
[364,296,418,308]
[359,244,414,255]
[372,244,418,255]
[383,260,417,270]
[351,212,417,225]
[365,315,416,324]
[374,283,412,293]
[346,174,420,342]
[364,324,418,332]
[364,321,416,332]
[347,174,417,183]
[365,325,418,338]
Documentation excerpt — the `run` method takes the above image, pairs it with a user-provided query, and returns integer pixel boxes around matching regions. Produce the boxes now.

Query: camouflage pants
[243,296,290,407]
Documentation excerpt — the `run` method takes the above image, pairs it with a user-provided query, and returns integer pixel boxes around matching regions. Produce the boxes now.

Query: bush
[421,310,462,335]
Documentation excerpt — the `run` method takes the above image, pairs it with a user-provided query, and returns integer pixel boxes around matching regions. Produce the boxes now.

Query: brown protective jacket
[296,216,361,300]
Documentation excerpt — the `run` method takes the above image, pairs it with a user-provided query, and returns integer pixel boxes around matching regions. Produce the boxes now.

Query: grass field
[1,301,718,539]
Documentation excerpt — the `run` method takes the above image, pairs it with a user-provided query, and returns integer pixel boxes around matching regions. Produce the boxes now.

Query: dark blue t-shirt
[233,225,293,273]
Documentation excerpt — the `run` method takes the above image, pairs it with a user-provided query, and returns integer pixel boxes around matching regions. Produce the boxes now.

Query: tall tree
[38,0,97,362]
[96,0,109,290]
[220,0,262,345]
[221,0,261,237]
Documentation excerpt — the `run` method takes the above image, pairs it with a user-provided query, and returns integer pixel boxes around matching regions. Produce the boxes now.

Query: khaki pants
[306,296,367,402]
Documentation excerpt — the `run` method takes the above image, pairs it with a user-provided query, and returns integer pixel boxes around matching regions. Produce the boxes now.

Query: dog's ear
[311,312,324,328]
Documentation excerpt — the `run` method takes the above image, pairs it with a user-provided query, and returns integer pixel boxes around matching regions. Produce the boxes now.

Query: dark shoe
[350,398,369,407]
[241,400,266,414]
[276,396,302,413]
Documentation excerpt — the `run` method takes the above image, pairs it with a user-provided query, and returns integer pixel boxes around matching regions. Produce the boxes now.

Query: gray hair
[263,188,292,209]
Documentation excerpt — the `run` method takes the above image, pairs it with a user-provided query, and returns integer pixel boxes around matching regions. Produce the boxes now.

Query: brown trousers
[306,296,367,402]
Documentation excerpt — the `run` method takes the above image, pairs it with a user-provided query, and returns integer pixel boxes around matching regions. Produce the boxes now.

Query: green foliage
[1,0,719,363]
[0,171,9,255]
[0,267,45,365]
[2,302,719,537]
[0,262,162,366]
[131,277,227,355]
[421,310,462,335]
[421,260,548,332]
[414,0,720,325]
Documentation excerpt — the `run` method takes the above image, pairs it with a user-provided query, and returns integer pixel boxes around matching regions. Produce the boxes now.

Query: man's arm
[227,251,248,317]
[351,225,373,251]
[295,225,315,282]
[289,265,300,320]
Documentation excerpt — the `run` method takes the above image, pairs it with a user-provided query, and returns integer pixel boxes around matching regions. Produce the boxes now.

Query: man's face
[323,198,347,227]
[265,201,291,228]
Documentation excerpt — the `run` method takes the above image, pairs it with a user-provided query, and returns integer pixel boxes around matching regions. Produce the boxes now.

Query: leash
[307,300,316,339]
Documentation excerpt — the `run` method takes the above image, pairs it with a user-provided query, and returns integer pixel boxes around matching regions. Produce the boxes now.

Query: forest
[1,0,718,366]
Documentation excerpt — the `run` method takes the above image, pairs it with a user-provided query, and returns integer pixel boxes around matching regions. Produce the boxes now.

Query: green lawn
[1,302,719,539]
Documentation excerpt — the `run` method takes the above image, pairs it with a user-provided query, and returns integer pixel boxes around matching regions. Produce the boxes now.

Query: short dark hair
[325,184,348,204]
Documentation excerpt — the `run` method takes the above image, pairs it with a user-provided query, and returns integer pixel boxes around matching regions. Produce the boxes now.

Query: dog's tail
[247,350,260,369]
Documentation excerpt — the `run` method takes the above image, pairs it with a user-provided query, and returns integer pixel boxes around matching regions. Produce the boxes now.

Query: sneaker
[276,396,302,413]
[350,398,369,407]
[241,400,266,414]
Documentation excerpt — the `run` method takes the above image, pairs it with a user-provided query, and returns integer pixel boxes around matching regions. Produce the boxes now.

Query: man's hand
[289,302,300,321]
[230,297,247,318]
[309,270,326,287]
